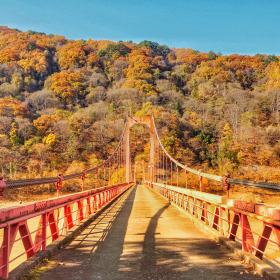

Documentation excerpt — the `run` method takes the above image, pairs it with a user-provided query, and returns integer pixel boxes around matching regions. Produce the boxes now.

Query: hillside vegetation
[1,26,280,183]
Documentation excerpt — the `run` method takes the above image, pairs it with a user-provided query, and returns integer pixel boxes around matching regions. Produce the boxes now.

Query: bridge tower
[124,115,157,183]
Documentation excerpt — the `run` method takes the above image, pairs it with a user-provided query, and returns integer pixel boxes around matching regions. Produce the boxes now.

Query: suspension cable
[151,115,280,191]
[4,120,128,189]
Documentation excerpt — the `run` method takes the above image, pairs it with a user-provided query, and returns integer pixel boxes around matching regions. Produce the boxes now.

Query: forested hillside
[1,26,280,183]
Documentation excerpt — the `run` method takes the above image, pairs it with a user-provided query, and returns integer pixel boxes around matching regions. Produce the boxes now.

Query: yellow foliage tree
[47,70,87,105]
[43,133,56,146]
[18,49,48,74]
[265,61,280,90]
[123,48,156,95]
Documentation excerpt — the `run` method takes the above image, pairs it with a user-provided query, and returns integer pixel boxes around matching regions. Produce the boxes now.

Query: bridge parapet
[0,182,134,279]
[147,181,280,269]
[155,183,228,205]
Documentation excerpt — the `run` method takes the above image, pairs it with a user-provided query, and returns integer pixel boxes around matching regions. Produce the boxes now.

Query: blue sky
[0,0,280,54]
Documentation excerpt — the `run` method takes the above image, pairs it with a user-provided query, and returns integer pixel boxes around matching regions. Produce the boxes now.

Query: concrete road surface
[36,185,262,280]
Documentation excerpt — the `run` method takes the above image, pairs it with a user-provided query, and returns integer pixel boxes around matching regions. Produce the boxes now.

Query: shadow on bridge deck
[30,186,262,280]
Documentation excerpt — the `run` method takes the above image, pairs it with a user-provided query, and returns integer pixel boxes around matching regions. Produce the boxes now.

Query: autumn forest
[1,25,280,188]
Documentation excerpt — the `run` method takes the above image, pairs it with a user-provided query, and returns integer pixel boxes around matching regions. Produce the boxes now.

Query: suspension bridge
[0,115,279,279]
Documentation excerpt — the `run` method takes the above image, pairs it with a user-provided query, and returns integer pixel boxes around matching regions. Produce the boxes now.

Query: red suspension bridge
[0,115,279,279]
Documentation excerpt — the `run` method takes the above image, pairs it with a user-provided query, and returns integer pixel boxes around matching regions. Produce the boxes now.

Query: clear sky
[0,0,280,55]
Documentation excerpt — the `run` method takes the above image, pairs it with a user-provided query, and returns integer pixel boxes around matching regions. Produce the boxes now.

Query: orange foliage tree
[57,41,94,69]
[47,70,87,106]
[33,114,59,134]
[0,97,26,117]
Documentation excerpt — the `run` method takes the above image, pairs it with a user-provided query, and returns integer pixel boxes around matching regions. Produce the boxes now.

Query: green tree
[217,123,239,174]
[9,121,20,147]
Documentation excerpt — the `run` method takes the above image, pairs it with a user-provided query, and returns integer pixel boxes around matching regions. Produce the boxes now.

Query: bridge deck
[37,185,261,280]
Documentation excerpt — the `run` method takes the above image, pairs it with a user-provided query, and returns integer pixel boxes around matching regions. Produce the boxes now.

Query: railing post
[81,173,86,191]
[223,174,230,199]
[199,173,203,192]
[255,223,273,259]
[165,155,168,185]
[1,225,10,279]
[176,166,179,187]
[56,174,63,197]
[170,161,173,185]
[185,170,188,188]
[78,200,84,222]
[223,174,231,233]
[93,195,97,210]
[241,214,255,253]
[42,213,47,251]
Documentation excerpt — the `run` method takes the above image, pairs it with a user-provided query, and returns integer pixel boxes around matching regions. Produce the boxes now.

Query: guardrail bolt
[0,176,6,197]
[199,175,203,192]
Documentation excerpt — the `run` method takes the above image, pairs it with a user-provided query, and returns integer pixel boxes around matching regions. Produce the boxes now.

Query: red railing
[0,182,133,279]
[147,182,280,268]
